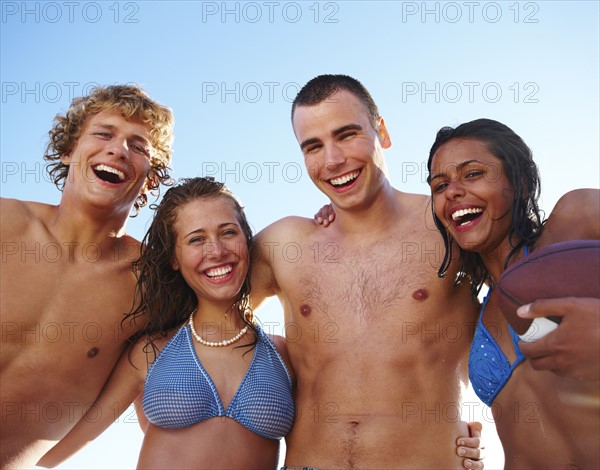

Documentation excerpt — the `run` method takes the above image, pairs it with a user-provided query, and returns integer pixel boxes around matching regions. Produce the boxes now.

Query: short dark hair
[427,118,544,299]
[292,74,380,128]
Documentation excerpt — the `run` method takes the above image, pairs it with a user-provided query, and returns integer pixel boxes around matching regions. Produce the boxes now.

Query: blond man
[0,85,173,469]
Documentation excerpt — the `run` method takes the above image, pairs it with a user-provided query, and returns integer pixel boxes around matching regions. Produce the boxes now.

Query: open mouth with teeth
[451,207,484,227]
[329,170,361,189]
[93,164,126,184]
[204,264,233,281]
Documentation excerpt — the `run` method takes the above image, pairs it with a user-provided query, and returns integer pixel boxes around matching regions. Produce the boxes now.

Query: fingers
[463,457,485,469]
[457,441,481,459]
[467,421,482,438]
[521,351,563,374]
[314,205,335,227]
[459,422,485,469]
[457,436,481,451]
[518,297,600,381]
[517,297,591,320]
[458,441,485,469]
[517,336,551,358]
[315,215,330,226]
[517,300,560,320]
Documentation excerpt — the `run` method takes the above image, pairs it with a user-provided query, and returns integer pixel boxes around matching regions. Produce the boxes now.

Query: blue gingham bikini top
[142,324,294,440]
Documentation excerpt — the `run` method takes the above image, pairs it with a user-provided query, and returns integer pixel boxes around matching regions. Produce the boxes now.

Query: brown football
[497,239,600,335]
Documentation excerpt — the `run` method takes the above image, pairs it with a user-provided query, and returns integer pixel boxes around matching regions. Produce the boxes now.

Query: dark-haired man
[253,75,482,469]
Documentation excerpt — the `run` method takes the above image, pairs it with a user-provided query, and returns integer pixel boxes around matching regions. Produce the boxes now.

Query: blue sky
[2,1,599,468]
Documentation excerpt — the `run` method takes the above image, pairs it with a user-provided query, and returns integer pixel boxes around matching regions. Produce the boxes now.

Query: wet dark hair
[426,118,544,299]
[125,177,257,353]
[292,74,380,129]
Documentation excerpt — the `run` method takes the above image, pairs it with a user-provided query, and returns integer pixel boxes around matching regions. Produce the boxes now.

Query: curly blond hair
[44,84,174,215]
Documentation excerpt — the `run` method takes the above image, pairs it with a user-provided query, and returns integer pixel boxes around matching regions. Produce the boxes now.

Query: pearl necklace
[188,311,249,347]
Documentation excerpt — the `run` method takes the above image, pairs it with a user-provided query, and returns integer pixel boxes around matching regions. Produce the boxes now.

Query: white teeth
[330,170,360,186]
[452,207,483,222]
[94,164,125,181]
[205,265,233,279]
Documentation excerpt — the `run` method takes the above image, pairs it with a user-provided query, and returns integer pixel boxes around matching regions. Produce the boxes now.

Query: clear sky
[1,1,599,468]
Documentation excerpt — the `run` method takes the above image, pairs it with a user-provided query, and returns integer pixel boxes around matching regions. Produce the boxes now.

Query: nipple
[300,304,312,316]
[87,347,99,358]
[412,289,429,301]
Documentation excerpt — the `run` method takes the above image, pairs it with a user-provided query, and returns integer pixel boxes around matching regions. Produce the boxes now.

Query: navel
[412,289,429,301]
[87,347,99,358]
[300,304,312,316]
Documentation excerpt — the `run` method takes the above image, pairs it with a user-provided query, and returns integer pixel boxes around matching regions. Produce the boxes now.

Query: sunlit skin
[171,197,249,315]
[137,198,285,469]
[429,138,515,280]
[292,90,392,217]
[37,196,293,469]
[60,110,154,225]
[0,111,154,469]
[429,137,600,468]
[251,90,482,469]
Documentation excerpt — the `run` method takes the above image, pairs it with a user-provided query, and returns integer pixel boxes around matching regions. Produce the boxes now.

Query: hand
[456,421,484,469]
[517,297,600,381]
[314,203,335,227]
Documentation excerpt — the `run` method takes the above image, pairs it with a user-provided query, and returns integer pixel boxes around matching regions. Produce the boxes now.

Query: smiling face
[429,138,515,255]
[60,109,153,214]
[171,197,250,311]
[292,90,391,212]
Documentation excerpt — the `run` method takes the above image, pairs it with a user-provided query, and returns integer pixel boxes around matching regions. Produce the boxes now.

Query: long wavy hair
[44,84,174,216]
[426,118,544,299]
[125,177,257,353]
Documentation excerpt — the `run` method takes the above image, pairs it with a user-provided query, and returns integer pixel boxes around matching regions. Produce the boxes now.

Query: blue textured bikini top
[142,324,294,440]
[469,289,526,407]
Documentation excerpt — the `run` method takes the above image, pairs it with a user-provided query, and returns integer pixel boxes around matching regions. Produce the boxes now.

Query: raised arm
[250,225,282,310]
[542,189,600,240]
[518,189,600,381]
[250,216,318,310]
[37,341,147,467]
